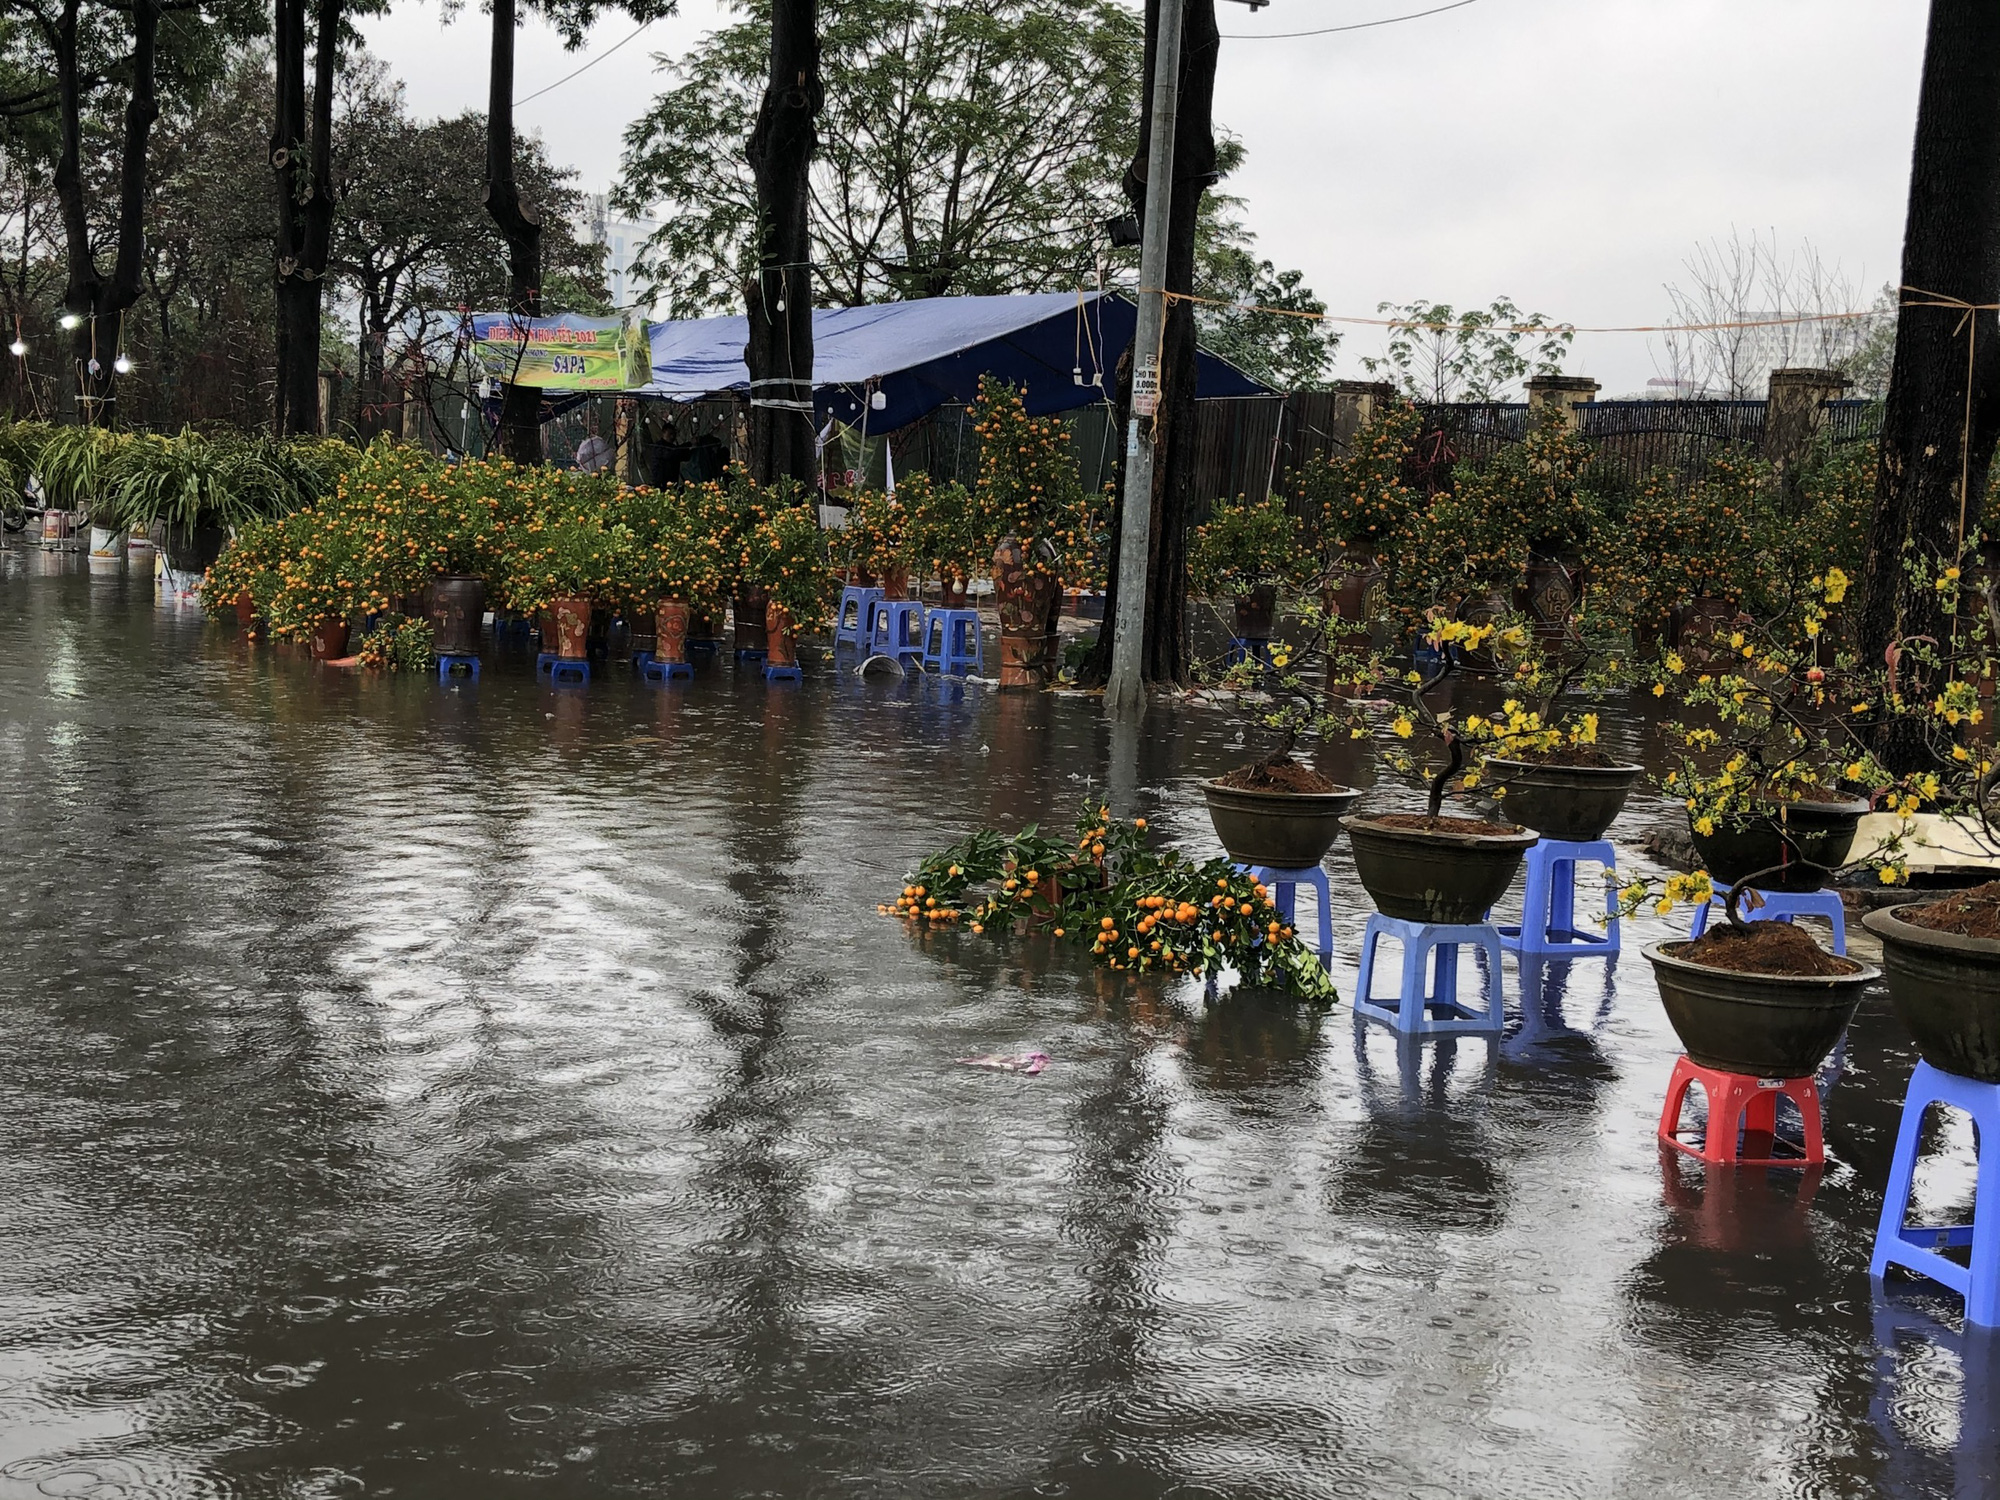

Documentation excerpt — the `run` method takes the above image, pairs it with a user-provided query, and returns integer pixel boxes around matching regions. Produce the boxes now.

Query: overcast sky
[357,0,1926,396]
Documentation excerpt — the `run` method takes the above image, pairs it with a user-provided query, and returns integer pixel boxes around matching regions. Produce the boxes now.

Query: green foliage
[833,488,913,580]
[1188,495,1301,597]
[1362,298,1574,403]
[356,615,437,674]
[972,376,1094,582]
[897,472,984,585]
[1401,408,1605,607]
[747,504,836,621]
[618,0,1142,314]
[1594,453,1767,631]
[1296,400,1420,554]
[198,514,284,619]
[886,804,1338,1003]
[613,485,726,606]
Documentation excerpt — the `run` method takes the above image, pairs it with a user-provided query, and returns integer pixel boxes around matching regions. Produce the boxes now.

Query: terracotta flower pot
[765,600,798,668]
[233,591,256,628]
[655,599,691,664]
[993,536,1058,691]
[310,618,350,660]
[552,596,591,660]
[880,566,911,601]
[734,588,770,654]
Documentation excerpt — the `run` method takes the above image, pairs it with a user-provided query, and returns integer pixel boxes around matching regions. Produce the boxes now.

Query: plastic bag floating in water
[955,1051,1049,1076]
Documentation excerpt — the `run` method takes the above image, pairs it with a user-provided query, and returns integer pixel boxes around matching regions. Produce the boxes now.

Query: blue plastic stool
[834,586,884,652]
[1354,915,1506,1035]
[688,638,721,663]
[1226,637,1274,668]
[546,657,589,685]
[920,608,984,676]
[764,662,803,683]
[735,647,768,664]
[1689,887,1847,954]
[630,649,654,669]
[870,599,928,662]
[1234,863,1334,970]
[535,651,559,677]
[641,657,693,683]
[1873,1061,2000,1326]
[437,652,480,682]
[1498,838,1618,955]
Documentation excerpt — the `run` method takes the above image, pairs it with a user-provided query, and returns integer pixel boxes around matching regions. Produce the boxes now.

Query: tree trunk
[1858,0,2000,769]
[485,0,544,464]
[357,297,389,442]
[1080,0,1218,689]
[743,0,821,486]
[51,0,161,426]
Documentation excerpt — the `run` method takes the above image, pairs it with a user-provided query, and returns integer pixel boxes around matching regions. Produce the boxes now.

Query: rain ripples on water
[0,552,1990,1497]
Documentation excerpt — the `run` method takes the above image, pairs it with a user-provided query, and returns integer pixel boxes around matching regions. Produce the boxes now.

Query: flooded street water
[0,549,1991,1499]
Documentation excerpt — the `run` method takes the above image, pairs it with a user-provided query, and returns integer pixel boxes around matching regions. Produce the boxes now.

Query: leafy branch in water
[883,804,1339,1003]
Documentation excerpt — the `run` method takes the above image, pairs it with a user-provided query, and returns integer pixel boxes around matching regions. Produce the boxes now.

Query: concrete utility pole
[1104,0,1185,719]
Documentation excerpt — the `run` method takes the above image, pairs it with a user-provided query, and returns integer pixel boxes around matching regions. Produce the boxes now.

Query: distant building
[587,194,662,315]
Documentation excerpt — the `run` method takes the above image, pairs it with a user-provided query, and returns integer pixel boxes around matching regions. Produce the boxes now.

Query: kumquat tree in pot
[884,804,1339,1003]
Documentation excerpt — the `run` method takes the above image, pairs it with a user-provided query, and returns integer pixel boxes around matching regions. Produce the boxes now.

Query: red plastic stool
[1657,1056,1824,1168]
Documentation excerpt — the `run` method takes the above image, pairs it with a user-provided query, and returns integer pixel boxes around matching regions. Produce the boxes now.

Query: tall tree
[1858,0,2000,762]
[620,0,1139,314]
[271,0,347,435]
[1081,0,1218,690]
[328,59,601,439]
[742,0,819,484]
[4,0,257,423]
[483,0,671,465]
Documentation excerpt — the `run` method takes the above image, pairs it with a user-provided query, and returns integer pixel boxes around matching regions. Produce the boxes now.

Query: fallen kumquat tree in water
[882,805,1340,1003]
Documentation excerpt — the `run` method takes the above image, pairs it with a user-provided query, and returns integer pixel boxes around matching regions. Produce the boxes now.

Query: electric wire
[1221,0,1481,42]
[515,21,654,106]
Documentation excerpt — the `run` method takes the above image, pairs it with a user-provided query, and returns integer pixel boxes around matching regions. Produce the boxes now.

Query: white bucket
[125,530,155,557]
[88,526,125,559]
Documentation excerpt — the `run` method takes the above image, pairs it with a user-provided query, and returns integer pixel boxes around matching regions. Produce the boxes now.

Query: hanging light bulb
[870,390,886,411]
[58,313,81,331]
[7,339,24,358]
[113,353,133,374]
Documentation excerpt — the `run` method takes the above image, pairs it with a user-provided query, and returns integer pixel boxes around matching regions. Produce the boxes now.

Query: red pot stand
[1657,1055,1825,1168]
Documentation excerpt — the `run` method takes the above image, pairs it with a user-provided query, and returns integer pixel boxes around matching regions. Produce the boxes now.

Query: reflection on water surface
[0,551,1992,1498]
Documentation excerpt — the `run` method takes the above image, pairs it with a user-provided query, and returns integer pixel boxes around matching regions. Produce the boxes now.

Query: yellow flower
[1879,866,1901,886]
[1651,683,1665,697]
[1392,717,1414,739]
[1694,816,1715,836]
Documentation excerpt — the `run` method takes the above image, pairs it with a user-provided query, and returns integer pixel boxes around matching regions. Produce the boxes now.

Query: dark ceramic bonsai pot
[1345,816,1538,924]
[1643,939,1876,1076]
[1201,781,1362,869]
[1483,758,1645,842]
[1690,796,1869,893]
[1864,904,2000,1082]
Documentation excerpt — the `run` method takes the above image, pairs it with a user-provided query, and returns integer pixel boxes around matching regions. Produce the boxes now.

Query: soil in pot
[1864,890,2000,1082]
[1345,815,1537,923]
[1646,926,1875,1077]
[1892,879,2000,938]
[1201,761,1361,868]
[1369,813,1526,836]
[1678,920,1861,978]
[1213,756,1335,794]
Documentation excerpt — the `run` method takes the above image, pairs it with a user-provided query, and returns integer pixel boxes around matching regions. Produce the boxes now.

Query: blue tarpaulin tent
[630,291,1268,430]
